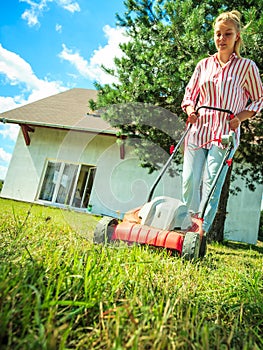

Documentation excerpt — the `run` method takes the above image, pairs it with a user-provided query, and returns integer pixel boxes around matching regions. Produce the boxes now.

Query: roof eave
[0,118,117,135]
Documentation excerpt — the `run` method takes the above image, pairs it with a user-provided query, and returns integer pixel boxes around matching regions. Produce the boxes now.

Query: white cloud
[20,0,80,27]
[0,165,8,180]
[58,25,129,85]
[91,25,129,69]
[0,124,19,142]
[21,9,40,27]
[0,96,24,113]
[0,43,66,179]
[56,0,80,13]
[56,23,62,33]
[0,147,12,163]
[0,43,36,84]
[0,43,66,111]
[20,0,49,27]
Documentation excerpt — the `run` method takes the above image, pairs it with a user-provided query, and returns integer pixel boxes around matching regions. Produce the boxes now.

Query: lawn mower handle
[147,105,234,203]
[147,123,191,202]
[200,129,236,219]
[196,105,234,116]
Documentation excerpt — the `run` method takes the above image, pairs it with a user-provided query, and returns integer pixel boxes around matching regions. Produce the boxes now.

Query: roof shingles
[0,88,116,134]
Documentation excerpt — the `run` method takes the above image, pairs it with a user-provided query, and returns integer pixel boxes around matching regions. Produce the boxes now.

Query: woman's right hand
[187,112,198,124]
[186,106,198,124]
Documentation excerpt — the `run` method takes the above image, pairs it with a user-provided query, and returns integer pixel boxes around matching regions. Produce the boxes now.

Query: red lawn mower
[93,106,236,261]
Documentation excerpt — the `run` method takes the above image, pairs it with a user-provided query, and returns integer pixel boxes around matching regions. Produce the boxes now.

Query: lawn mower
[93,106,236,260]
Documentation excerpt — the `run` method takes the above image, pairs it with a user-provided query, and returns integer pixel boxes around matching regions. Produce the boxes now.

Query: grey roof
[0,88,117,134]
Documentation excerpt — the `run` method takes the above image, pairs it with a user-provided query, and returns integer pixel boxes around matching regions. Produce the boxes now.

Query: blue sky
[0,0,128,179]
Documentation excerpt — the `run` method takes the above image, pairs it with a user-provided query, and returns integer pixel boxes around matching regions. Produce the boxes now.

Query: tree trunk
[208,166,232,243]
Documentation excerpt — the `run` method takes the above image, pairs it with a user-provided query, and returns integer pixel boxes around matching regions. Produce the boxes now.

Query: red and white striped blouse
[181,53,263,148]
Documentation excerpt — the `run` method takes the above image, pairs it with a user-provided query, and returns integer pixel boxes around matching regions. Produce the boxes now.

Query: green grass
[0,198,263,349]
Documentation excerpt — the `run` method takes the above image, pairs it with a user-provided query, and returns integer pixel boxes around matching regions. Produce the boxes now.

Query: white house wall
[91,145,182,218]
[224,180,262,245]
[2,128,92,201]
[1,127,109,202]
[1,127,182,214]
[1,128,41,202]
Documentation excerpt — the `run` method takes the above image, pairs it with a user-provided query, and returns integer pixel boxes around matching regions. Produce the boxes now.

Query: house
[0,88,262,244]
[0,88,182,215]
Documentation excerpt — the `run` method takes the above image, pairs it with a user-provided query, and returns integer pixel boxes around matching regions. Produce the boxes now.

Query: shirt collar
[213,52,238,63]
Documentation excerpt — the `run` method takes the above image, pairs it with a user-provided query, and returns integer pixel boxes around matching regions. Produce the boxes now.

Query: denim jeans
[182,142,236,233]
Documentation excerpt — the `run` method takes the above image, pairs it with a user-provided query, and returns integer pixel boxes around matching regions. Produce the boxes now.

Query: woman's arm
[230,61,263,130]
[230,110,256,130]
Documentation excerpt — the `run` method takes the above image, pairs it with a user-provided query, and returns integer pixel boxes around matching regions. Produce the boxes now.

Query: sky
[0,0,129,180]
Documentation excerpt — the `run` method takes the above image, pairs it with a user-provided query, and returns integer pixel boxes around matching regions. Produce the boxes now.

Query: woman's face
[214,20,240,55]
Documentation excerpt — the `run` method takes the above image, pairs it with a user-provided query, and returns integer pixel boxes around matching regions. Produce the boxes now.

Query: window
[39,161,96,209]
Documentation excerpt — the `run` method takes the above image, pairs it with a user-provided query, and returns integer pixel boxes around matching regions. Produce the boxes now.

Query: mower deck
[93,205,206,261]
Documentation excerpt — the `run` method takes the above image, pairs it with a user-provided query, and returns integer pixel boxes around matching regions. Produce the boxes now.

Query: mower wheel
[181,232,201,261]
[93,216,118,244]
[199,235,207,258]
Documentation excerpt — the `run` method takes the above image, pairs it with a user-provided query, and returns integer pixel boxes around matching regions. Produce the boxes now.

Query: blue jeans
[182,142,236,233]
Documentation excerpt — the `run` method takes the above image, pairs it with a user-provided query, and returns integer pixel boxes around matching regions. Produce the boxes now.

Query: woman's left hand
[229,116,241,130]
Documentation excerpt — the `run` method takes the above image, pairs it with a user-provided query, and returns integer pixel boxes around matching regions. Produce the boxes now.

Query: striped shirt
[181,53,263,148]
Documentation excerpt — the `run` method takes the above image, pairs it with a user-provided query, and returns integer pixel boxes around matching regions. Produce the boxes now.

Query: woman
[181,10,263,234]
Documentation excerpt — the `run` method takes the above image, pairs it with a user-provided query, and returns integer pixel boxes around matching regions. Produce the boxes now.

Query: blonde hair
[214,10,243,57]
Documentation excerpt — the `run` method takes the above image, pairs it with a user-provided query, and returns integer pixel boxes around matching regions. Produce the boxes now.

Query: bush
[0,180,3,193]
[258,210,263,241]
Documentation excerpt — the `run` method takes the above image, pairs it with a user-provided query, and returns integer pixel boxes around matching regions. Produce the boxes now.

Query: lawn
[0,198,262,349]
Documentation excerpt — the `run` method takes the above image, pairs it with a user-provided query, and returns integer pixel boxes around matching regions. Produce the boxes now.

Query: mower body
[94,196,206,260]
